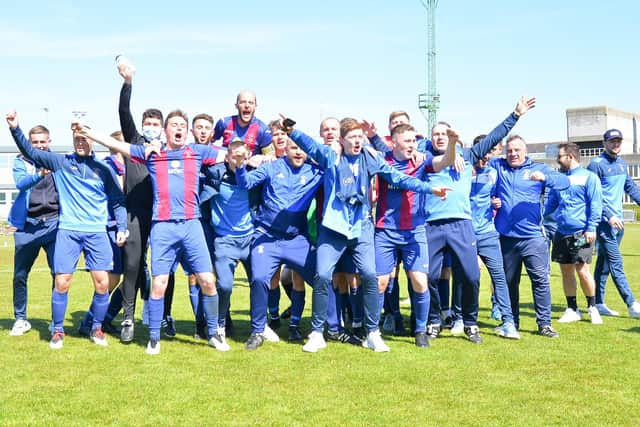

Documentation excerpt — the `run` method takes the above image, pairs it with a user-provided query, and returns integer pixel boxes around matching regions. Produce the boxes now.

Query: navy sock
[412,289,430,333]
[586,295,595,308]
[149,297,164,341]
[566,296,578,311]
[290,289,305,328]
[350,286,364,325]
[91,291,109,330]
[51,290,68,333]
[202,293,220,337]
[268,287,281,319]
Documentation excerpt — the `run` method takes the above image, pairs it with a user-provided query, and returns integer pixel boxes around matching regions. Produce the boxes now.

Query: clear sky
[1,0,638,147]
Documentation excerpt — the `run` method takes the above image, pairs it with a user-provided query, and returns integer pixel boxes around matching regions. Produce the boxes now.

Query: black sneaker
[352,326,366,341]
[327,330,361,345]
[269,316,281,330]
[464,325,483,344]
[163,316,176,338]
[120,320,134,343]
[244,333,264,350]
[426,324,441,341]
[538,325,559,338]
[415,331,430,348]
[288,326,303,341]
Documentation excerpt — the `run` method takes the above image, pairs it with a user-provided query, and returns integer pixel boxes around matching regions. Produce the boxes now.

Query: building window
[0,192,6,204]
[11,191,18,202]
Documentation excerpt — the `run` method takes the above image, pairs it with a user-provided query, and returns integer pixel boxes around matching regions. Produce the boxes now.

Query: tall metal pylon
[418,0,440,132]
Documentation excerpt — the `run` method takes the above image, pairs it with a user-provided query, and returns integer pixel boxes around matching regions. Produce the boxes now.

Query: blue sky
[1,1,638,147]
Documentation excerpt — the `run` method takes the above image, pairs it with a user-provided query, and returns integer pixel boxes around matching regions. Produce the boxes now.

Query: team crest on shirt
[169,160,183,175]
[257,245,264,254]
[343,177,354,185]
[300,176,307,185]
[522,170,530,180]
[276,172,285,179]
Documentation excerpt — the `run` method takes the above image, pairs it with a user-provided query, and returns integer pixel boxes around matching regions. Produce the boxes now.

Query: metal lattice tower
[418,0,440,132]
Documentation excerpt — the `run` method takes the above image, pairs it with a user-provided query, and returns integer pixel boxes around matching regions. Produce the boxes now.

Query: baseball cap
[603,128,623,142]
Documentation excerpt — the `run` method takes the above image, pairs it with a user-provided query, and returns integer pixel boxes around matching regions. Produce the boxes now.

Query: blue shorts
[183,219,216,276]
[107,226,124,274]
[374,227,429,275]
[150,219,212,276]
[54,229,113,274]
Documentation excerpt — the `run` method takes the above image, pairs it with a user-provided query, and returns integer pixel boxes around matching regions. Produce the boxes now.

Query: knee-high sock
[188,284,200,319]
[350,286,364,326]
[148,297,164,341]
[51,290,68,333]
[268,287,281,319]
[412,289,430,333]
[378,291,385,315]
[91,291,109,330]
[290,289,305,328]
[202,293,219,337]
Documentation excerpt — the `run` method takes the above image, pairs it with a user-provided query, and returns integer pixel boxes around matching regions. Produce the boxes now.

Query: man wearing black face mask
[116,59,164,342]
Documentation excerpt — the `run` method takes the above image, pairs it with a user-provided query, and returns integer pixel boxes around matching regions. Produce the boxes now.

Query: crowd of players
[5,60,640,355]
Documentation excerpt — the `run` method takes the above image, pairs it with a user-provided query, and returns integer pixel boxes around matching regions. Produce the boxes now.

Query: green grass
[1,228,640,426]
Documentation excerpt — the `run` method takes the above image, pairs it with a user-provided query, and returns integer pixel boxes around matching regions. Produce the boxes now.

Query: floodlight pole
[418,0,440,132]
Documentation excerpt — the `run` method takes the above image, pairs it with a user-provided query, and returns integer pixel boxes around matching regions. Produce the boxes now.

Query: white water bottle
[115,54,136,74]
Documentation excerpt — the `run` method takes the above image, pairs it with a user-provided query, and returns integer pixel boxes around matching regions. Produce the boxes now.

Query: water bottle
[115,55,136,74]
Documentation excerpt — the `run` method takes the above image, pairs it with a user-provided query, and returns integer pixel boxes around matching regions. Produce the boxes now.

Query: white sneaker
[382,314,395,333]
[362,330,390,352]
[146,339,160,355]
[596,303,619,316]
[49,332,65,350]
[263,325,280,342]
[208,333,230,352]
[302,331,327,353]
[628,301,640,318]
[90,329,109,347]
[450,319,464,335]
[9,319,32,336]
[558,308,582,323]
[587,306,603,325]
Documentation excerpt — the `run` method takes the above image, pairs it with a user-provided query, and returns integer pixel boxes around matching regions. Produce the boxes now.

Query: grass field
[0,227,639,426]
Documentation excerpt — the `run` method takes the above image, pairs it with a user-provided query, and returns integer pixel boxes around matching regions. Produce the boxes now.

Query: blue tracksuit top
[424,112,519,222]
[587,152,640,222]
[11,126,126,233]
[470,164,498,235]
[203,162,255,237]
[290,129,432,240]
[543,166,602,236]
[491,157,570,238]
[235,156,323,236]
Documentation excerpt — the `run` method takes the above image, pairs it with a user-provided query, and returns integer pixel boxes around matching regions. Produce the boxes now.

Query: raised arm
[430,128,459,172]
[235,162,270,190]
[6,110,65,171]
[74,123,133,158]
[468,96,536,164]
[117,62,142,144]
